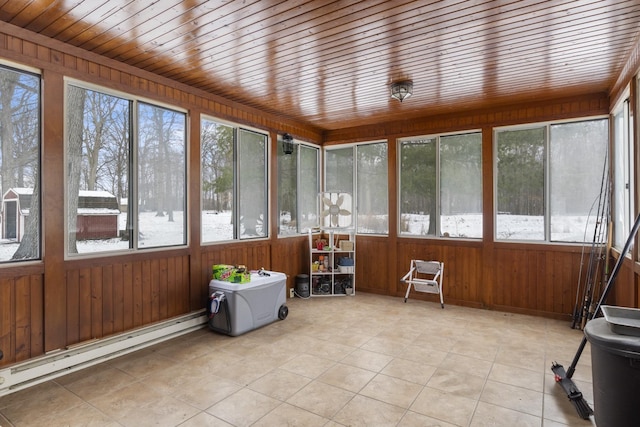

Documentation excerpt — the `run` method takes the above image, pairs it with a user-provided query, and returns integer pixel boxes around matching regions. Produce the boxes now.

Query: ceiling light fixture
[282,133,294,155]
[390,80,413,103]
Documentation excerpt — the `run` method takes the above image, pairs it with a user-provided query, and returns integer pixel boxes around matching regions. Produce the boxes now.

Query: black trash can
[295,274,310,298]
[584,317,640,427]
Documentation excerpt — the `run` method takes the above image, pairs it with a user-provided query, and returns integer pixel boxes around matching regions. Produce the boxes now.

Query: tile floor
[0,293,598,426]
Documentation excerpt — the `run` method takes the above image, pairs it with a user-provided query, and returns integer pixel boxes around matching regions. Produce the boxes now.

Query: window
[0,65,41,262]
[66,83,187,255]
[495,118,608,243]
[399,132,482,238]
[613,96,633,250]
[325,142,388,234]
[278,140,319,235]
[201,117,268,242]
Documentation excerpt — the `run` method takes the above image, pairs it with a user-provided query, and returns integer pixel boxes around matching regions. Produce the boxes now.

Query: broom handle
[567,211,640,378]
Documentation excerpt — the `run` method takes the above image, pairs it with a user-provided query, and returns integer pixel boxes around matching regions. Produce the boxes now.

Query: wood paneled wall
[0,20,639,370]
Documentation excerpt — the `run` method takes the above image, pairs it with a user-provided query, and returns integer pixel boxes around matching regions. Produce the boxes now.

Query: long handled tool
[551,212,640,419]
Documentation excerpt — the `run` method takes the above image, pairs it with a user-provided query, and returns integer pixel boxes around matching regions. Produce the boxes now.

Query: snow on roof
[79,190,117,198]
[4,188,117,199]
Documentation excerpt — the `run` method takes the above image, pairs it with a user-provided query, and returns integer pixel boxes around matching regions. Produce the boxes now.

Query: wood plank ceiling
[0,0,639,131]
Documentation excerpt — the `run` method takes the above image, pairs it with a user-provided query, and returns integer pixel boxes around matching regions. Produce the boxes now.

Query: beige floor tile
[359,373,423,408]
[206,388,280,427]
[439,352,494,378]
[397,410,458,426]
[286,380,354,418]
[173,373,242,410]
[410,386,477,426]
[0,293,598,427]
[494,344,546,372]
[318,362,377,393]
[214,355,281,385]
[332,394,407,427]
[15,401,120,427]
[109,351,177,379]
[119,394,200,427]
[480,380,543,417]
[470,401,541,427]
[57,366,136,402]
[450,338,498,362]
[88,381,165,421]
[248,368,311,400]
[399,343,448,366]
[304,337,356,361]
[488,362,544,392]
[380,357,437,385]
[0,381,85,423]
[340,348,394,372]
[279,353,336,379]
[251,402,329,426]
[360,335,412,356]
[179,411,234,426]
[427,368,486,399]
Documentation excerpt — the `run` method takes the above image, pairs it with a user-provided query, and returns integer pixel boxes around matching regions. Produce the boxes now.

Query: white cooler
[208,270,288,336]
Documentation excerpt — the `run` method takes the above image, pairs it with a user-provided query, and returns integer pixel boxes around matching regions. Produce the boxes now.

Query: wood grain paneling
[396,240,484,308]
[63,255,191,347]
[0,273,44,367]
[1,1,637,131]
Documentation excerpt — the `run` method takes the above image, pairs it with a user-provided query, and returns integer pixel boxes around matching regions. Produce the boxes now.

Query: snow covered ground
[0,211,597,261]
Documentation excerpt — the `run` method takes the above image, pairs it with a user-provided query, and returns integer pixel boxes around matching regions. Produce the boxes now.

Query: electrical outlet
[289,288,294,298]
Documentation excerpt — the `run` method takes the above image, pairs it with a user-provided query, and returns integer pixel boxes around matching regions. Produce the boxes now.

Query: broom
[551,212,640,419]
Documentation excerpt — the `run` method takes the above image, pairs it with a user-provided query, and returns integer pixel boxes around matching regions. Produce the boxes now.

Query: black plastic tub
[584,317,640,427]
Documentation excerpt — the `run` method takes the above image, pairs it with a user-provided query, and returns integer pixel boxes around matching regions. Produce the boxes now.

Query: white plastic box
[208,271,288,336]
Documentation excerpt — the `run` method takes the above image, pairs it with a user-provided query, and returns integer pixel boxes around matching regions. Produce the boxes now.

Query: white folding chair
[401,260,444,308]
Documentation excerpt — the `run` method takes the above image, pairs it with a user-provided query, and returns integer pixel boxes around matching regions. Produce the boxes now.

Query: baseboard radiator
[0,310,208,397]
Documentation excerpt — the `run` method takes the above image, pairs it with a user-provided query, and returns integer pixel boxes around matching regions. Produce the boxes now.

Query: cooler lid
[210,271,285,291]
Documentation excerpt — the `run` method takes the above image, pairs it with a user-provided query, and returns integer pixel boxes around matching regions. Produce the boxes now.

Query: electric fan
[319,192,353,228]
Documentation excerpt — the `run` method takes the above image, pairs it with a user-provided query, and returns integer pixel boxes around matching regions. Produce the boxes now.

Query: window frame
[63,78,189,259]
[0,60,43,264]
[324,140,389,235]
[493,116,609,244]
[277,138,321,237]
[200,114,270,244]
[612,89,634,252]
[397,130,483,240]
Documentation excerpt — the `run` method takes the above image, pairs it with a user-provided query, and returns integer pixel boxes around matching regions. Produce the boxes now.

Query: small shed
[2,187,32,242]
[76,190,121,240]
[2,188,120,242]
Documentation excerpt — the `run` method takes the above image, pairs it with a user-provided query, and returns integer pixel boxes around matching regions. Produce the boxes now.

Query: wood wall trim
[42,69,66,352]
[323,92,609,144]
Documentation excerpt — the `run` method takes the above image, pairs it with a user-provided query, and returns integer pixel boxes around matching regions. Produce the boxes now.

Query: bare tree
[2,69,41,260]
[66,85,87,254]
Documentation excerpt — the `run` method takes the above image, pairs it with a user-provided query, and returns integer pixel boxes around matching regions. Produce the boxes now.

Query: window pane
[440,133,482,238]
[357,142,388,234]
[496,127,545,240]
[613,103,630,249]
[0,67,40,261]
[67,86,130,255]
[238,128,267,239]
[137,103,186,248]
[201,120,234,242]
[399,138,437,236]
[325,147,353,194]
[278,143,298,235]
[550,119,608,242]
[299,145,319,232]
